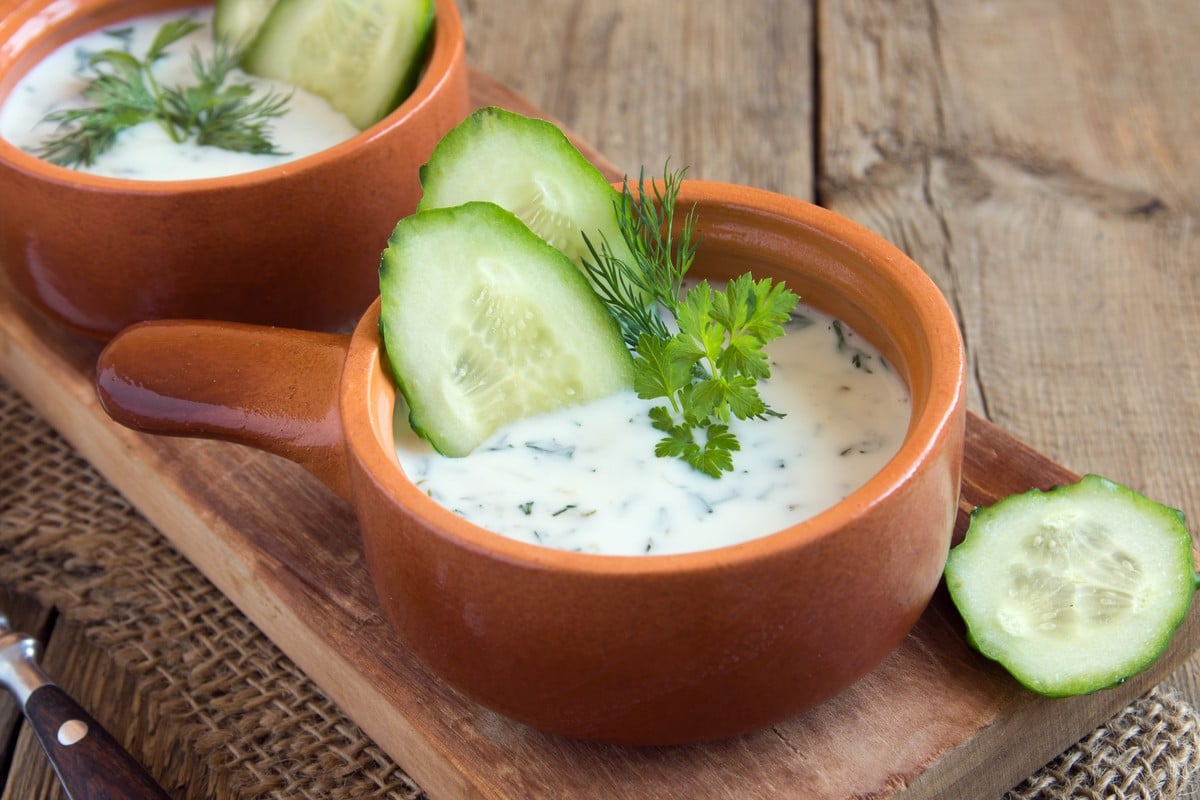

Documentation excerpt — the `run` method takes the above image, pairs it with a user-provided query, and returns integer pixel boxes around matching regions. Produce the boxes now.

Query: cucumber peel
[379,201,634,457]
[945,474,1197,697]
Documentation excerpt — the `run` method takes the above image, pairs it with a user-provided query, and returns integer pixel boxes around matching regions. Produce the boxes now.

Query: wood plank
[2,68,1198,798]
[818,0,1200,526]
[459,0,815,196]
[815,1,1200,774]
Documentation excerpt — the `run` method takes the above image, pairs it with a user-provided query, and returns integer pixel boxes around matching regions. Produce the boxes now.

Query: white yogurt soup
[0,7,360,180]
[394,305,912,556]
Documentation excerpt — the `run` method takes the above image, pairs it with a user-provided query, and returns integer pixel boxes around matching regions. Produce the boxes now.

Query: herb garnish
[34,18,290,168]
[583,167,799,478]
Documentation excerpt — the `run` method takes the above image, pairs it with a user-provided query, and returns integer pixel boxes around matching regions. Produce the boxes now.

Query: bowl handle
[96,320,353,501]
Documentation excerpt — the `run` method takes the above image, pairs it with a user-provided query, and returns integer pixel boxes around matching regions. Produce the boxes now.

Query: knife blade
[0,613,172,799]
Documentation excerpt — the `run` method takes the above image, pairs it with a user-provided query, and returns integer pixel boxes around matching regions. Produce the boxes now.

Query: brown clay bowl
[95,181,967,745]
[0,0,470,340]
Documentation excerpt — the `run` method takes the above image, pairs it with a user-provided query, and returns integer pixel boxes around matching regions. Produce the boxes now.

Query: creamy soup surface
[0,7,359,180]
[394,305,912,556]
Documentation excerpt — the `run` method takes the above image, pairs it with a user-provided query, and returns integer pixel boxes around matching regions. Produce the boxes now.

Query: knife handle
[24,683,172,800]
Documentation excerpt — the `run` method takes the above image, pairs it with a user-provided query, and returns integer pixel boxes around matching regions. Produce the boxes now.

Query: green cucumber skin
[379,201,634,457]
[378,0,436,119]
[416,107,638,278]
[242,0,435,130]
[945,474,1196,697]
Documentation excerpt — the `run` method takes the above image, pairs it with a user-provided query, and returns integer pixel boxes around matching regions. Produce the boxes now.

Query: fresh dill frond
[33,17,290,169]
[165,41,291,154]
[583,165,696,349]
[582,165,799,478]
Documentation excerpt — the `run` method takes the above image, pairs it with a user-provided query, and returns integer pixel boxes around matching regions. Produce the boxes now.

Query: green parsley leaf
[582,165,799,477]
[632,334,694,409]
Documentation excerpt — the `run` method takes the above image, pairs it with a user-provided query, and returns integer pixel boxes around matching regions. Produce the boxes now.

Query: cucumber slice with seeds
[944,474,1196,697]
[379,201,634,457]
[417,108,640,287]
[242,0,434,130]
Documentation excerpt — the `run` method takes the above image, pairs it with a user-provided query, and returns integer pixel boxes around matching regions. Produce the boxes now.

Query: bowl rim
[343,180,967,576]
[0,0,464,193]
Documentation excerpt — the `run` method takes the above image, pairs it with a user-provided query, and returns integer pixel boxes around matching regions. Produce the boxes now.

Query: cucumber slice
[213,0,278,49]
[417,108,640,282]
[242,0,435,130]
[379,201,635,457]
[944,474,1197,697]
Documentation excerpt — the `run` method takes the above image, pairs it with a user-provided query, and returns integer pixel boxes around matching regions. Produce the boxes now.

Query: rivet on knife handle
[0,620,172,800]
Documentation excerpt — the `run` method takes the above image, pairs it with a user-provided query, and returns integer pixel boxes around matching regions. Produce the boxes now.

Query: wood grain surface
[2,0,1199,798]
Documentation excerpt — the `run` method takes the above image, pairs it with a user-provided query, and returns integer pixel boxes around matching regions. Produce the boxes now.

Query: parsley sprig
[583,167,799,478]
[34,18,290,169]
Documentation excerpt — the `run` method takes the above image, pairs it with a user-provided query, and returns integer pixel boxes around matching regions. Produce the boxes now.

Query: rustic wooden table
[3,0,1199,798]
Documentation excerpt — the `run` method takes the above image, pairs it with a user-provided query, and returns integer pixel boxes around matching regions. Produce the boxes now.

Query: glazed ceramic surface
[96,181,967,744]
[0,0,470,339]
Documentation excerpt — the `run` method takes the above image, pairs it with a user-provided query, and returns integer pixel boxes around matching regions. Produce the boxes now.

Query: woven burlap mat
[2,378,1199,800]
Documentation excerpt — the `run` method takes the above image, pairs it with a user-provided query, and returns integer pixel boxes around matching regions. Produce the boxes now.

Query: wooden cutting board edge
[906,605,1200,798]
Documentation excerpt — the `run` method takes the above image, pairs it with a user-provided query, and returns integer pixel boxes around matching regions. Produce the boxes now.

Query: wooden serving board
[2,71,1198,800]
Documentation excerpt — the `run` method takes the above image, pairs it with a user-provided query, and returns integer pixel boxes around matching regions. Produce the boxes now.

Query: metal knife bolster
[0,615,51,710]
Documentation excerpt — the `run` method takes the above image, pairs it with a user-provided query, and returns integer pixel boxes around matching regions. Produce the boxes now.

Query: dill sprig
[583,166,800,478]
[584,165,698,349]
[34,17,290,169]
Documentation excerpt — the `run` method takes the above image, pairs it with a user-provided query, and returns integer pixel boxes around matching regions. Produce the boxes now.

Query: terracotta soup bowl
[96,181,967,745]
[0,0,470,339]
